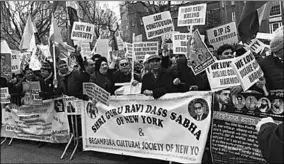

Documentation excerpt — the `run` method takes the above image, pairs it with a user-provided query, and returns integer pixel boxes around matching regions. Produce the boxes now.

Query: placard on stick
[230,51,264,91]
[177,4,207,27]
[172,33,192,54]
[142,11,174,40]
[71,22,95,42]
[83,82,110,106]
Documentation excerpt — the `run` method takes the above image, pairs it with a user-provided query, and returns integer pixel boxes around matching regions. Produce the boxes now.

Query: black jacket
[258,122,283,164]
[141,68,173,99]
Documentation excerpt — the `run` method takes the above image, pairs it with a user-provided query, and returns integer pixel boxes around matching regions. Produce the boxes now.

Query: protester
[90,56,116,95]
[141,55,173,99]
[39,61,55,100]
[85,59,96,75]
[216,44,235,60]
[256,117,283,164]
[113,58,139,85]
[57,50,90,100]
[171,54,200,92]
[256,34,284,90]
[207,44,215,56]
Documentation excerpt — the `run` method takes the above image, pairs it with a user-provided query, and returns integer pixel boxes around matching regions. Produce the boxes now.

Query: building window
[232,12,236,22]
[140,19,143,25]
[231,1,235,6]
[269,22,282,33]
[270,1,281,17]
[221,1,225,8]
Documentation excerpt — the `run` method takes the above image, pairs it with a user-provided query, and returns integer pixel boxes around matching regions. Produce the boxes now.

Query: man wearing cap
[256,34,284,90]
[141,55,173,99]
[39,61,54,99]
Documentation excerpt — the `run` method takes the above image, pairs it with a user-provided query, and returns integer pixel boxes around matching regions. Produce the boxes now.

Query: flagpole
[53,44,58,88]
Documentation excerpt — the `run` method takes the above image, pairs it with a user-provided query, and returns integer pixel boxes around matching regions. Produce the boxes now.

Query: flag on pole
[66,1,79,47]
[238,1,271,42]
[19,15,38,51]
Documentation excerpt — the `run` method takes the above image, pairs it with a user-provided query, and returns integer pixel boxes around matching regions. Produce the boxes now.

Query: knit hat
[41,61,52,70]
[270,34,283,53]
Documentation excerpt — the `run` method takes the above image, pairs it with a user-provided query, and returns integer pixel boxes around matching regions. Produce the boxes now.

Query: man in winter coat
[141,55,173,99]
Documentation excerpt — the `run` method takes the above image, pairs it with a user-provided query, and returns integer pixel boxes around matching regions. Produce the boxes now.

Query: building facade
[269,1,283,33]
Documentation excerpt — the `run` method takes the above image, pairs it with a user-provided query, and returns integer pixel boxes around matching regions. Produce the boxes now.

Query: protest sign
[142,11,174,40]
[187,29,215,75]
[22,81,42,105]
[1,98,70,143]
[94,39,110,59]
[20,52,32,72]
[71,22,95,42]
[206,58,240,91]
[125,43,133,59]
[63,96,84,115]
[38,45,52,62]
[172,33,192,54]
[1,87,10,104]
[11,50,21,74]
[0,53,12,80]
[29,46,47,71]
[207,22,239,49]
[177,4,207,27]
[83,82,110,106]
[230,51,264,91]
[82,92,212,163]
[133,42,158,61]
[211,90,283,164]
[244,39,266,54]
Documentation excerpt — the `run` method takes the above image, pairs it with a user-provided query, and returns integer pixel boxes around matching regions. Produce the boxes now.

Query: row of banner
[1,90,283,163]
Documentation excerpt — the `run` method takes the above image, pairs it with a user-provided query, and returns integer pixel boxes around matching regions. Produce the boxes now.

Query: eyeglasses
[194,106,202,110]
[223,51,233,56]
[120,63,129,66]
[150,59,161,63]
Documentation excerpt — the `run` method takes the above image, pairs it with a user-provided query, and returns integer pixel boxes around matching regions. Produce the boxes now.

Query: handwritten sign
[71,22,95,42]
[207,22,239,49]
[187,30,215,75]
[206,58,240,91]
[11,50,21,74]
[83,82,110,106]
[142,11,174,40]
[133,42,158,61]
[244,39,266,54]
[230,51,264,91]
[1,87,10,104]
[177,4,207,26]
[172,33,192,54]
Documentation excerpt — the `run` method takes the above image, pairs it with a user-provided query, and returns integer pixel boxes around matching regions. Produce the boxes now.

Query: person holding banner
[256,117,283,164]
[141,55,173,99]
[256,34,284,90]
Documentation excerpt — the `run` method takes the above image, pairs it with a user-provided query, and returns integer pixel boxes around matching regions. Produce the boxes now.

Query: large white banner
[207,22,239,49]
[1,98,70,143]
[142,11,174,40]
[82,92,212,163]
[177,4,207,27]
[172,33,192,54]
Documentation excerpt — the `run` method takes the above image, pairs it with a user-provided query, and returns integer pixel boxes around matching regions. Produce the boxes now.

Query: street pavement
[0,137,166,164]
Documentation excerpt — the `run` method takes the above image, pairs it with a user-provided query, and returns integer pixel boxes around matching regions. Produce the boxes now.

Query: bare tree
[0,1,67,50]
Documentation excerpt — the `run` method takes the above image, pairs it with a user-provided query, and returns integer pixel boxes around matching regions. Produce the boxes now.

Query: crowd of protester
[0,30,283,164]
